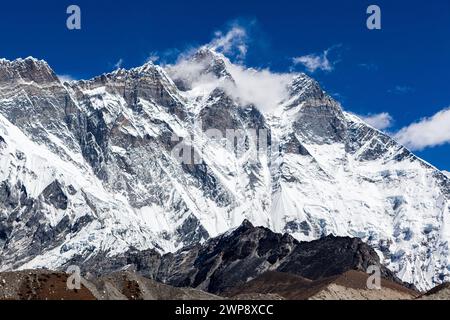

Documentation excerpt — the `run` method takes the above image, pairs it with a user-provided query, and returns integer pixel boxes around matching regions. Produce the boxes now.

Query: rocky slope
[0,268,418,301]
[0,270,96,300]
[0,50,449,291]
[418,282,450,300]
[157,221,409,294]
[0,270,220,300]
[226,270,418,300]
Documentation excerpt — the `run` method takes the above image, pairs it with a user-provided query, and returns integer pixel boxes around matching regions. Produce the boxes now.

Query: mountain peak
[191,47,232,80]
[0,56,57,84]
[165,47,233,91]
[194,46,226,60]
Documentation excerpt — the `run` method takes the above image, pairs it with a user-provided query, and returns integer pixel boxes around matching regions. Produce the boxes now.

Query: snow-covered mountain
[0,50,449,291]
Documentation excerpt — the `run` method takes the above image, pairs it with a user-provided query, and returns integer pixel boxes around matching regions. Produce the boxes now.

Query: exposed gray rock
[41,180,68,210]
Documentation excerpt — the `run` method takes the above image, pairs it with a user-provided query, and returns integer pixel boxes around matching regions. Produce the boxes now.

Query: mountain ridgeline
[67,220,409,294]
[0,51,449,291]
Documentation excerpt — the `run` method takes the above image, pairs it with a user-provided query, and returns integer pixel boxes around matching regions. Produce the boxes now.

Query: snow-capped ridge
[0,53,449,292]
[0,56,58,85]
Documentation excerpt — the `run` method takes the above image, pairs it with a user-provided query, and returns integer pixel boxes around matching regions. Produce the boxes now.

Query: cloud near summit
[292,46,341,73]
[164,23,450,154]
[166,24,295,113]
[208,25,248,60]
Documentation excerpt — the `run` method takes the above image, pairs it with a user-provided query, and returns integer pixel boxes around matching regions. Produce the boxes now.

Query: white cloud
[394,107,450,150]
[168,53,293,113]
[358,63,378,71]
[146,52,159,63]
[114,58,124,69]
[359,112,393,130]
[293,48,334,73]
[208,25,248,60]
[389,85,413,94]
[223,62,293,112]
[57,74,75,83]
[166,24,295,113]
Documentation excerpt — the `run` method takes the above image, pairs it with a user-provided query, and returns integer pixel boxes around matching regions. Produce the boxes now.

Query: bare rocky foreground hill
[0,269,427,300]
[0,270,216,300]
[226,270,419,300]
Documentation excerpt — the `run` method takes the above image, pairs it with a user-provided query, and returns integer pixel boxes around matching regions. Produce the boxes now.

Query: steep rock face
[293,98,347,145]
[157,220,298,293]
[0,51,449,291]
[0,58,80,153]
[277,235,394,281]
[0,58,58,84]
[41,180,68,210]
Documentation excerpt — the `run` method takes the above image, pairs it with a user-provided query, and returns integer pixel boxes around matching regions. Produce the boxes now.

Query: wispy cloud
[359,112,393,130]
[389,85,414,95]
[293,46,339,73]
[146,52,160,63]
[114,58,124,69]
[394,107,450,150]
[166,24,293,113]
[57,74,76,83]
[207,25,248,60]
[358,63,378,71]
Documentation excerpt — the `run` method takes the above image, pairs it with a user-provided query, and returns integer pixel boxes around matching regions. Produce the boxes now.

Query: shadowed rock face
[277,235,398,281]
[41,180,68,210]
[293,98,347,145]
[200,89,242,134]
[156,221,405,294]
[156,220,298,293]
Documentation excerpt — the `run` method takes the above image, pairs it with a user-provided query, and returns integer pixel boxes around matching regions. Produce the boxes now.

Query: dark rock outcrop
[73,220,410,294]
[41,180,68,210]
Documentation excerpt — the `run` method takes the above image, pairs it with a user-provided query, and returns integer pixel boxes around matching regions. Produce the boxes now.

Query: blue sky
[0,0,449,171]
